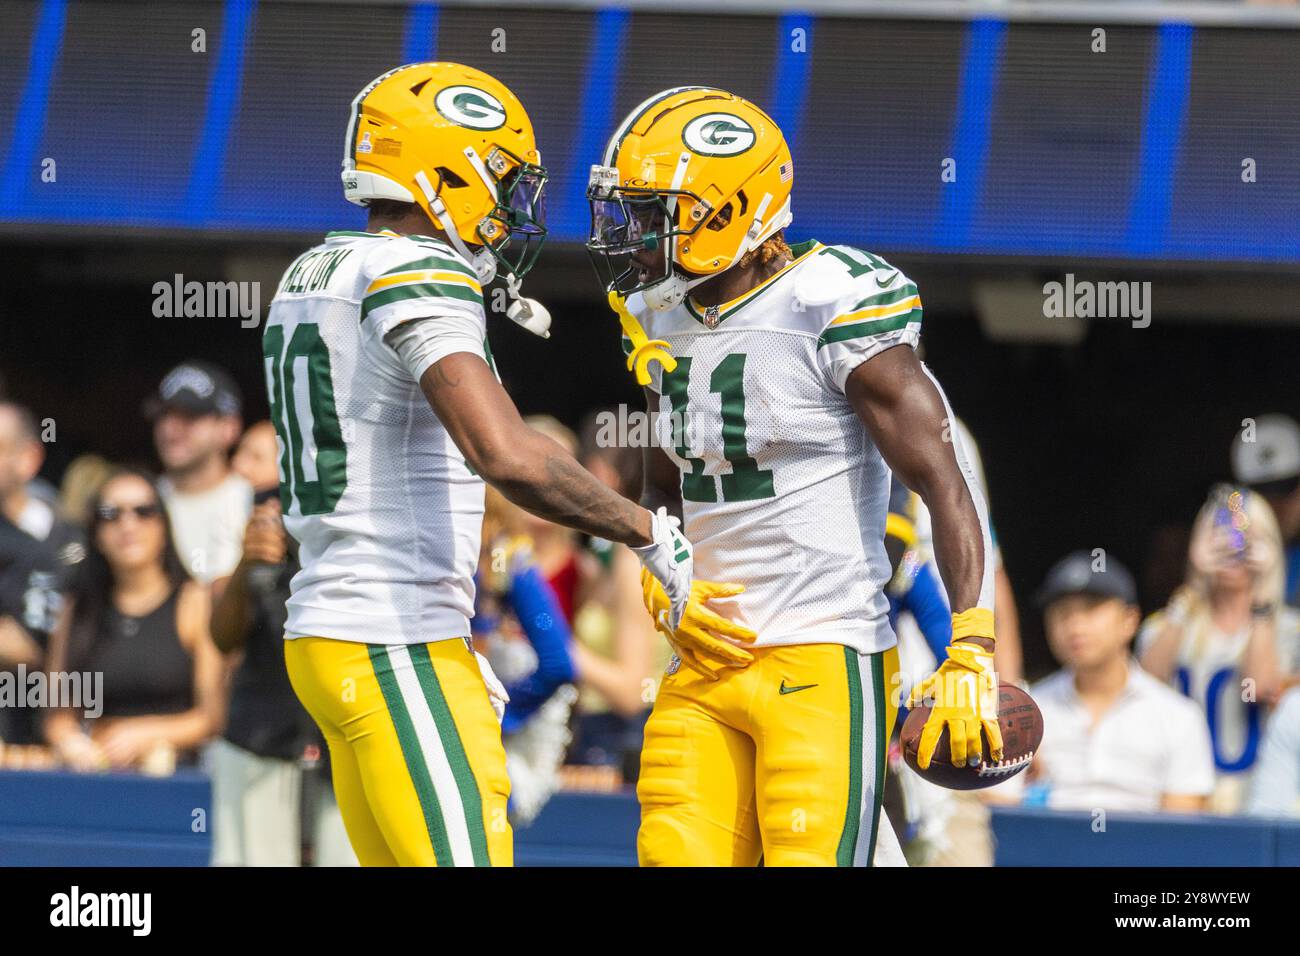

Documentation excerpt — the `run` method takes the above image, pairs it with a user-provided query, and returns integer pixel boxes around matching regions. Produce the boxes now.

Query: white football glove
[475,650,510,724]
[631,507,693,632]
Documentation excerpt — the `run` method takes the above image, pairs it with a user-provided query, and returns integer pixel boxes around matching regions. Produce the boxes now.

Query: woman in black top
[45,469,223,771]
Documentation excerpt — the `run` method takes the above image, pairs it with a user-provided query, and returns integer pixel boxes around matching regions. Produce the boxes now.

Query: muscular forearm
[921,479,987,617]
[845,348,994,637]
[422,353,653,548]
[488,430,652,547]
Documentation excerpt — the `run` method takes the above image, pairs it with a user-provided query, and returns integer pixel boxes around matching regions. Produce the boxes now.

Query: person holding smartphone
[1138,485,1300,812]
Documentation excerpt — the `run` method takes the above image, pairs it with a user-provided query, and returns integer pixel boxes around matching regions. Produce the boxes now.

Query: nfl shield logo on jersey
[703,305,721,329]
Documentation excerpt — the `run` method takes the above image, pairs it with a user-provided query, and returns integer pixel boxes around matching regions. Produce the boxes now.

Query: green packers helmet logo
[434,85,507,130]
[681,113,756,156]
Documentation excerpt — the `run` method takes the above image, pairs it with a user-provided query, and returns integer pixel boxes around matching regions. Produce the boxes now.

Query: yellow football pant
[284,636,512,867]
[638,642,900,867]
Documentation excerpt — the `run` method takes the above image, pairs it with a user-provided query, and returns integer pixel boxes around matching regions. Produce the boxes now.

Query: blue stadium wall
[1,0,1299,262]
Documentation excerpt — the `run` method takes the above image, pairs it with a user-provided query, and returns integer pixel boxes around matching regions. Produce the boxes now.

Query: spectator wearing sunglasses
[44,469,224,772]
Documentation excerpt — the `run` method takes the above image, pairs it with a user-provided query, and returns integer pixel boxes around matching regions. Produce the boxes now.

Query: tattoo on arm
[493,444,650,546]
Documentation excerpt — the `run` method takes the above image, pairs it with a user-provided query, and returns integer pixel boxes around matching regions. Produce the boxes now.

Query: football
[901,683,1043,791]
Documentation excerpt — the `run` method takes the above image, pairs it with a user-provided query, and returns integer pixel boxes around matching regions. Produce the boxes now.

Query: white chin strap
[414,170,498,286]
[642,271,711,312]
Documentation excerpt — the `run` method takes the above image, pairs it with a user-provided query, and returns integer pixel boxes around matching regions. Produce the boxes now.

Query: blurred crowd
[0,359,1298,866]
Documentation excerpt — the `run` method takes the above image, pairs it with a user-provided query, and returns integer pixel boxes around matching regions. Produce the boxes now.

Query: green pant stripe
[367,644,453,864]
[408,643,490,867]
[866,652,887,868]
[837,646,864,866]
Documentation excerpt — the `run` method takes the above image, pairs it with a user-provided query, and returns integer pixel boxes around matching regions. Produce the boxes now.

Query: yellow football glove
[640,569,757,680]
[908,610,1004,770]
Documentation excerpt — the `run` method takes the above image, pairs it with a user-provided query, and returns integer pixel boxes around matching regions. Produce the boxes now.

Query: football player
[264,63,694,867]
[586,87,1003,866]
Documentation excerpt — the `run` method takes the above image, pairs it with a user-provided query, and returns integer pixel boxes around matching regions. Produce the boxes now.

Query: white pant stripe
[387,644,475,866]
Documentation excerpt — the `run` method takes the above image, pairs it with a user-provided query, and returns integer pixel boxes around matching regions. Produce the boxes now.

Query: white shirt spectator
[1027,662,1215,813]
[158,473,252,584]
[1247,687,1300,818]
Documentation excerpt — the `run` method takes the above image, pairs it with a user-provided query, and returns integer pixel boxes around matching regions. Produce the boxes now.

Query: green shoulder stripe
[378,254,477,281]
[848,282,920,311]
[361,282,482,323]
[817,308,921,348]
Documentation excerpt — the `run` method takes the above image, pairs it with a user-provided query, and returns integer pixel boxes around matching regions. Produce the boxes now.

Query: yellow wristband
[951,607,995,642]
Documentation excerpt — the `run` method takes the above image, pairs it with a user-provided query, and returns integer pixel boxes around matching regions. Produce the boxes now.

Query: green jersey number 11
[663,352,776,504]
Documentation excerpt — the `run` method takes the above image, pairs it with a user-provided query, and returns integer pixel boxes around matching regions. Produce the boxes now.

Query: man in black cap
[1015,550,1214,814]
[147,361,252,583]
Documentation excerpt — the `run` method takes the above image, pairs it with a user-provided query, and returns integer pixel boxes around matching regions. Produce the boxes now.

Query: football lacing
[975,751,1036,777]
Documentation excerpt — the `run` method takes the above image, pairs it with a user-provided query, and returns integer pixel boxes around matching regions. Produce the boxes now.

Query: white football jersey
[628,240,925,653]
[263,229,491,645]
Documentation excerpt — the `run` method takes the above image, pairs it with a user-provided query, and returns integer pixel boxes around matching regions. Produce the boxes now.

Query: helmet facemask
[586,165,714,310]
[475,146,548,282]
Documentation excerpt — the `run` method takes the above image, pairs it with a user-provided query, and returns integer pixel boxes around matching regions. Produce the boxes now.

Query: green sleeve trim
[848,282,920,311]
[817,309,921,348]
[378,255,478,281]
[361,282,482,323]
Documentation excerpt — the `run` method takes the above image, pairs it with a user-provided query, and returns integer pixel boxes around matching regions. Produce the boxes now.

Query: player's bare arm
[421,350,652,547]
[844,345,988,639]
[417,350,694,633]
[639,386,683,520]
[845,343,1004,769]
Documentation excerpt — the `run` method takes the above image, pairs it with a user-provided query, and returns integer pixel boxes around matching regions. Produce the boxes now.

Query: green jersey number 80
[262,323,348,515]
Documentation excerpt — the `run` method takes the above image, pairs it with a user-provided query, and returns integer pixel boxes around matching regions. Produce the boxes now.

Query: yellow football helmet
[342,62,547,286]
[586,87,793,311]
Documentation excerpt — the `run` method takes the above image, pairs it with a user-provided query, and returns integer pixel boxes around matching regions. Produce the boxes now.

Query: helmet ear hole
[435,166,470,188]
[706,202,733,231]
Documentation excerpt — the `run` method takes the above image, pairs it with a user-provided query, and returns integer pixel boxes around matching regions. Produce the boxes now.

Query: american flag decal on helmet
[779,160,793,182]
